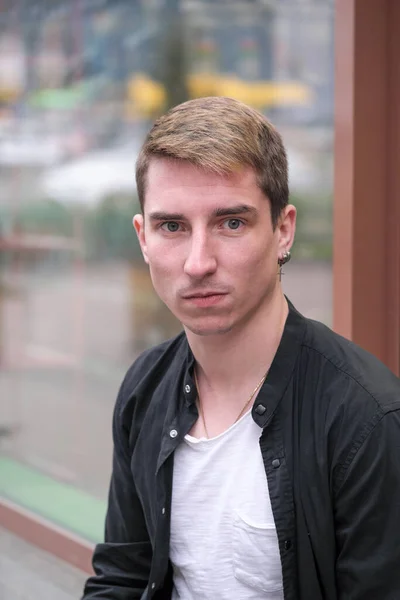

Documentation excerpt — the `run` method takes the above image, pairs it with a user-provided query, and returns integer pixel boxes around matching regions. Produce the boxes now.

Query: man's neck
[185,290,288,394]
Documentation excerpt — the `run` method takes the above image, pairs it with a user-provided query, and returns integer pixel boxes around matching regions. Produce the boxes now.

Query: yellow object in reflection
[0,87,21,102]
[127,72,313,118]
[126,73,167,118]
[187,73,219,98]
[216,76,313,108]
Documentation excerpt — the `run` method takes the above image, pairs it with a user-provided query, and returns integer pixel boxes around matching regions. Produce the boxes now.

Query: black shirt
[82,301,400,600]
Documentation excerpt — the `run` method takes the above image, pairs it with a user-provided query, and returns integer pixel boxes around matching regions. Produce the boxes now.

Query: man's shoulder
[121,331,188,396]
[302,316,400,412]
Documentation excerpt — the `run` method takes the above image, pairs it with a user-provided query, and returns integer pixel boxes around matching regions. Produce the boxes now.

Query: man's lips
[180,291,229,307]
[181,291,228,299]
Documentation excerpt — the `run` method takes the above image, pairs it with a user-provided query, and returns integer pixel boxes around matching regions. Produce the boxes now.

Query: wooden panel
[385,0,400,374]
[334,0,400,374]
[0,499,94,575]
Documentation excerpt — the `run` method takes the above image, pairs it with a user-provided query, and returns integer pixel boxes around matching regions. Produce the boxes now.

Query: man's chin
[182,319,234,337]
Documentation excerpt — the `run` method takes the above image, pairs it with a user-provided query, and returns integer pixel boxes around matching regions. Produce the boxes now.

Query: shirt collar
[252,299,307,427]
[180,298,308,425]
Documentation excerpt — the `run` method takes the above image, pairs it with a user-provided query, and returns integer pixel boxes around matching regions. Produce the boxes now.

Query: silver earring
[278,250,291,267]
[278,250,291,281]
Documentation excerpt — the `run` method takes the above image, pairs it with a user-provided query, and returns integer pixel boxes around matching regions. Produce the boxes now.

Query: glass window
[0,0,334,545]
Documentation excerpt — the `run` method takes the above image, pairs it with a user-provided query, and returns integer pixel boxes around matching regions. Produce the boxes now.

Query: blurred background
[0,0,334,595]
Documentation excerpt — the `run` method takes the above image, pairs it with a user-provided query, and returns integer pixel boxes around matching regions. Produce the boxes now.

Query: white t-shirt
[170,410,284,599]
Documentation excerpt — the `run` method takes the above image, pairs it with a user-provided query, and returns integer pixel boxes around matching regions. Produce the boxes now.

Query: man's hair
[135,96,289,227]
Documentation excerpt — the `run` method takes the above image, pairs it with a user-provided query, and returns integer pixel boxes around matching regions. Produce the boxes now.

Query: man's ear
[133,214,149,264]
[277,204,296,258]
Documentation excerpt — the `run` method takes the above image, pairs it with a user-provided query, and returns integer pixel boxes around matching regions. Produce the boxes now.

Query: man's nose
[183,233,217,279]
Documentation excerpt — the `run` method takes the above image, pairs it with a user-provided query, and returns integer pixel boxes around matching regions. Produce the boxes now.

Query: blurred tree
[88,193,142,262]
[17,199,74,237]
[155,0,189,111]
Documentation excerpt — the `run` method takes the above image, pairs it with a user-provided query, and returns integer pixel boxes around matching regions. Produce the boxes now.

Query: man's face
[134,159,295,337]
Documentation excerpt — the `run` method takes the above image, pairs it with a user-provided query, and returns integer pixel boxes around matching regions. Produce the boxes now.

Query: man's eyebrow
[148,205,258,222]
[212,204,258,217]
[149,211,185,221]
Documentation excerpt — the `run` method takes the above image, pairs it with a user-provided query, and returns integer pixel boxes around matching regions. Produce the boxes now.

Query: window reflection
[0,0,334,542]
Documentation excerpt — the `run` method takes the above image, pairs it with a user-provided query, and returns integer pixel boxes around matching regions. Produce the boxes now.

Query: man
[82,97,400,600]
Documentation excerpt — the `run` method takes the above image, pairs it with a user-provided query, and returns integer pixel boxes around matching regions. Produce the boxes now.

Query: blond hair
[136,96,289,226]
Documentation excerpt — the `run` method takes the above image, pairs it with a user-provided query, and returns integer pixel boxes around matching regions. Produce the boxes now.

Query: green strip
[0,457,106,543]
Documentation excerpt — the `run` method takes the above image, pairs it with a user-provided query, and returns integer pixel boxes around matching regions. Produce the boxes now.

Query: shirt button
[184,384,191,393]
[162,507,166,515]
[169,429,178,438]
[284,539,292,550]
[272,458,281,468]
[151,582,156,590]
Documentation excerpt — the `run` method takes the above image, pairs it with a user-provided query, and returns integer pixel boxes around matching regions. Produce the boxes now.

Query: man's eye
[223,218,243,230]
[161,222,180,232]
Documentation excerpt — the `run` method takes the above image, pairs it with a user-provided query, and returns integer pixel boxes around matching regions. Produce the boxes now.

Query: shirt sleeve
[81,378,152,599]
[334,408,400,599]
